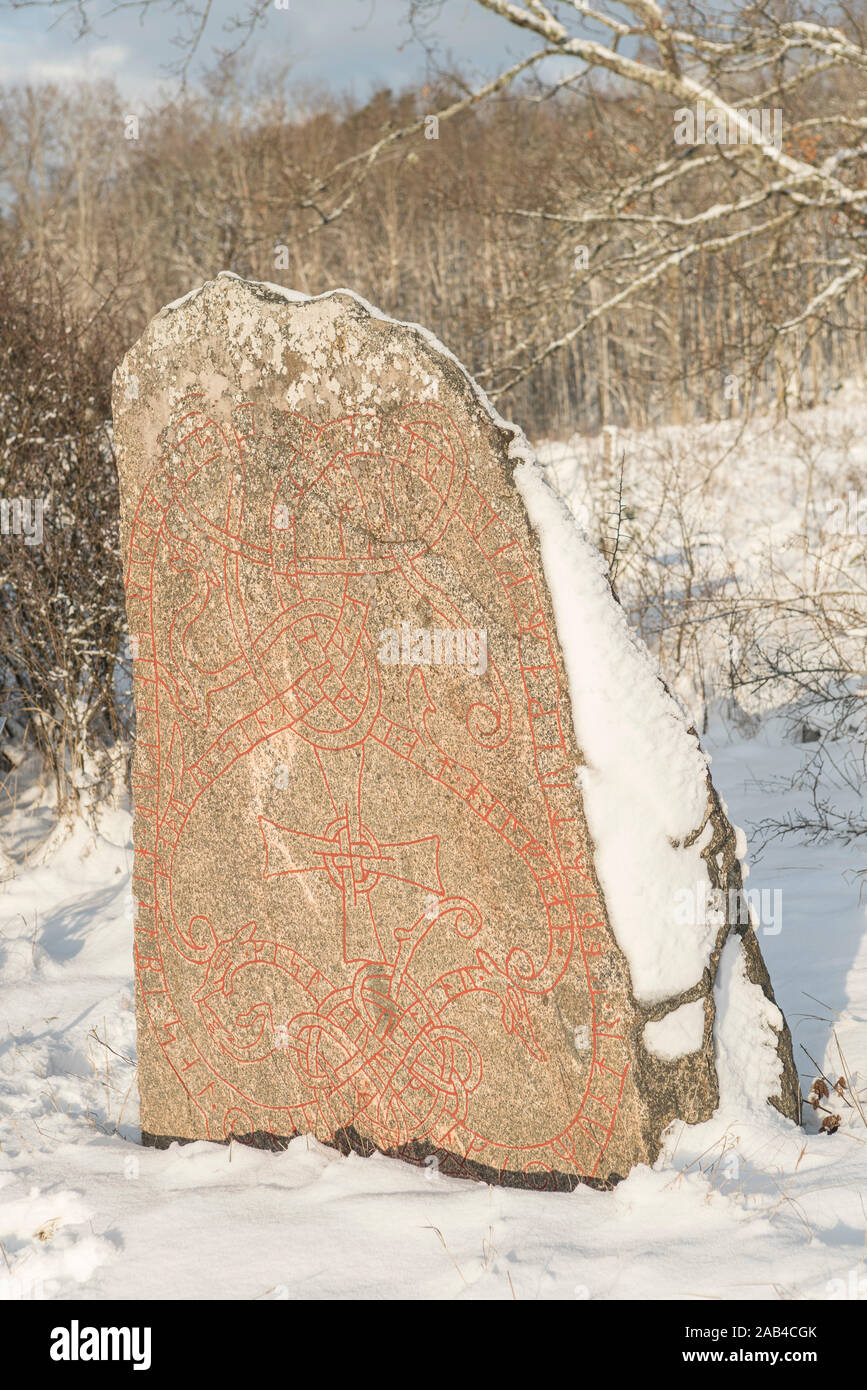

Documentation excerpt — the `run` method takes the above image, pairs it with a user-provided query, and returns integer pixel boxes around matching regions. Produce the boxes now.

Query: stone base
[140,1126,625,1192]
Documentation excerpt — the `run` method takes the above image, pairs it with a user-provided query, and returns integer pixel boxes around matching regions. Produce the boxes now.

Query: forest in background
[1,53,866,815]
[3,64,867,440]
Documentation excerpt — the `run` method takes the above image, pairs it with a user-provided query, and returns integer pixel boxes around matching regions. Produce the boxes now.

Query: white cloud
[0,41,130,87]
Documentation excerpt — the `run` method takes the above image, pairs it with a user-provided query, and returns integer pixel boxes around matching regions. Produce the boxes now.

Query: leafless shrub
[0,248,129,812]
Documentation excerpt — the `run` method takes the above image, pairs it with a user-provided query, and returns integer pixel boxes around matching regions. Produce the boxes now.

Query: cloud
[0,40,130,86]
[0,0,534,101]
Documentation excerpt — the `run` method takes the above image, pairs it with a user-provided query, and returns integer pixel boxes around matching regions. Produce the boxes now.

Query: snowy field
[1,391,865,1303]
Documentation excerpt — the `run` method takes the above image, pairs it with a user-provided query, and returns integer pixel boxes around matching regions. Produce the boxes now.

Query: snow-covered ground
[1,390,865,1303]
[0,720,864,1302]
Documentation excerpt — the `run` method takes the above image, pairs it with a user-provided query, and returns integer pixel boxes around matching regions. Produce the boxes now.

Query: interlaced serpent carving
[126,397,630,1187]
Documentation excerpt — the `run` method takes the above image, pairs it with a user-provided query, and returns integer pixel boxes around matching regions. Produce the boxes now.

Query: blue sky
[0,0,540,101]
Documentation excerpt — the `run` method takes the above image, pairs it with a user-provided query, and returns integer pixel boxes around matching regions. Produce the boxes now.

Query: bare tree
[64,0,864,411]
[400,1,867,402]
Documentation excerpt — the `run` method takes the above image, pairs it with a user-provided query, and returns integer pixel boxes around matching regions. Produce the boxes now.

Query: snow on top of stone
[149,273,535,459]
[643,999,706,1061]
[714,935,785,1110]
[515,461,720,1006]
[215,272,499,383]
